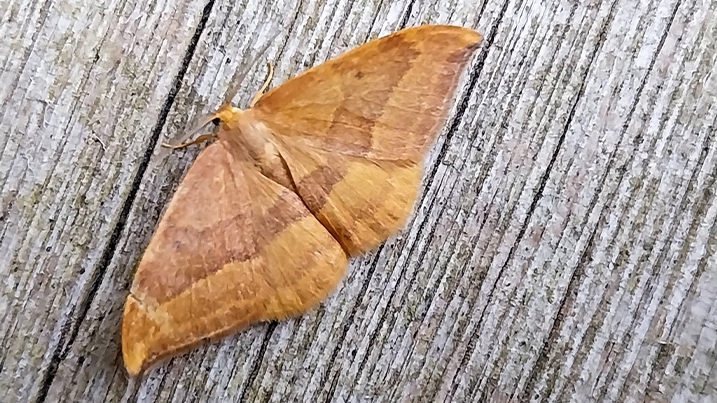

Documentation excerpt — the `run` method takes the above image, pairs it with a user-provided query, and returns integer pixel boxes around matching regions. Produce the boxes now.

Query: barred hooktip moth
[121,24,482,375]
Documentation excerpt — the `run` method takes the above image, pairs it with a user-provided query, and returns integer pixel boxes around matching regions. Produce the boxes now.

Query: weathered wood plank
[0,0,211,401]
[1,0,716,402]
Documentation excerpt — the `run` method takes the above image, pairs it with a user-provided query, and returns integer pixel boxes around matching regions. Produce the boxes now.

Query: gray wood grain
[1,0,716,402]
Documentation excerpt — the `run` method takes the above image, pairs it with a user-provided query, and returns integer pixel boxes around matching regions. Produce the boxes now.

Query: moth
[122,24,482,375]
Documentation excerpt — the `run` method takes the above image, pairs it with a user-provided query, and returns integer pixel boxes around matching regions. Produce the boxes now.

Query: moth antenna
[249,61,274,108]
[157,26,280,160]
[223,27,281,105]
[162,133,217,150]
[156,112,217,158]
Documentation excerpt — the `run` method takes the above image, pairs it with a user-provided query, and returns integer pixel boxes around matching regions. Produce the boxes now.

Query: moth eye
[211,117,221,126]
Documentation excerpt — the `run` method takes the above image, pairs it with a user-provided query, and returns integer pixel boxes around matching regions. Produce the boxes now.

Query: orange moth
[121,24,482,375]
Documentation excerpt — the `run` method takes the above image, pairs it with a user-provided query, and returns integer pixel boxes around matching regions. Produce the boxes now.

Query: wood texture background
[2,0,716,401]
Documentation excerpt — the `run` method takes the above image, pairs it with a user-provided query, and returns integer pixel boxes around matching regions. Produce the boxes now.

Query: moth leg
[162,133,217,150]
[249,61,274,108]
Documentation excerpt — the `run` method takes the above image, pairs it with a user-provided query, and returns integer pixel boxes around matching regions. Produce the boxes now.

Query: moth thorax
[220,109,295,190]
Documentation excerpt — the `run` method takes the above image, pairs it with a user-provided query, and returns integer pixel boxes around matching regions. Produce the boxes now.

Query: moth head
[214,102,240,123]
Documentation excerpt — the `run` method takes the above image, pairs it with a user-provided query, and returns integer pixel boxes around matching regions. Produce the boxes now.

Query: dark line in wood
[322,0,357,62]
[302,0,341,69]
[473,0,490,31]
[385,0,555,396]
[516,0,684,399]
[399,0,416,29]
[467,3,605,399]
[390,2,536,400]
[342,79,489,390]
[321,244,385,402]
[32,1,216,401]
[274,312,315,399]
[574,3,689,402]
[440,2,544,399]
[238,321,277,403]
[32,42,111,403]
[598,5,690,401]
[271,0,309,70]
[155,357,174,397]
[323,9,490,402]
[440,0,591,397]
[421,33,488,239]
[363,1,382,42]
[432,0,569,396]
[361,0,500,397]
[116,374,143,402]
[610,14,710,403]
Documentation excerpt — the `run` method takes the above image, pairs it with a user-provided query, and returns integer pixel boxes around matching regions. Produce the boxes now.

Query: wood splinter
[121,24,482,376]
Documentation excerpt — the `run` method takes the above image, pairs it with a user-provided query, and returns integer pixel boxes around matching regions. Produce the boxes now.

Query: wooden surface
[1,0,716,401]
